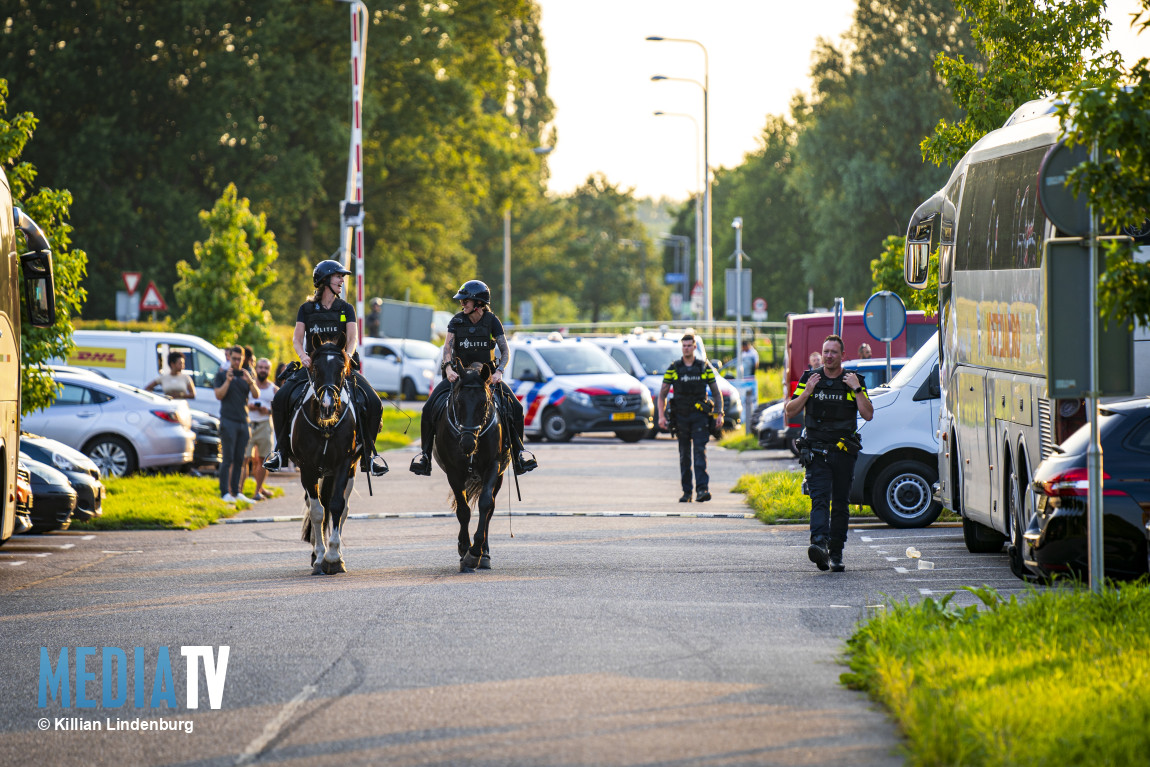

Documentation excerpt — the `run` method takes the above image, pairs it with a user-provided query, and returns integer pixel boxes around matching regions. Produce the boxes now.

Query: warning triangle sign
[122,272,142,295]
[139,281,168,312]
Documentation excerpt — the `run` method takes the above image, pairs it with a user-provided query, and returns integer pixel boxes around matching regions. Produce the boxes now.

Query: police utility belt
[796,432,862,467]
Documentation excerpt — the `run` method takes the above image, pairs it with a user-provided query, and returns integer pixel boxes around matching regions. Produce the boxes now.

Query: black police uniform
[417,309,526,464]
[269,297,383,468]
[664,358,718,497]
[794,367,867,555]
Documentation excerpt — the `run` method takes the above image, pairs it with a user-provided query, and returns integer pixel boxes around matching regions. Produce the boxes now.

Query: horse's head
[450,360,493,456]
[308,342,352,427]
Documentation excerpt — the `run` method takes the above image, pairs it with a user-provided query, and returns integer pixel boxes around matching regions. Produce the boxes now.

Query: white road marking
[6,561,25,566]
[894,567,909,574]
[236,684,317,765]
[885,557,900,561]
[80,535,95,540]
[0,552,49,558]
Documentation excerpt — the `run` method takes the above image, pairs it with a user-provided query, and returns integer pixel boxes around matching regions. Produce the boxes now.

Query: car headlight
[51,453,82,472]
[640,388,653,404]
[421,368,433,379]
[569,391,592,407]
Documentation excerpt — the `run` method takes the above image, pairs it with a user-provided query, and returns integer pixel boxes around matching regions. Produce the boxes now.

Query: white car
[21,371,195,477]
[359,337,442,400]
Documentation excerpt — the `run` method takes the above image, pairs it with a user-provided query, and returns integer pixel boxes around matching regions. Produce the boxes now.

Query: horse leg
[465,468,501,571]
[321,469,353,574]
[300,469,326,575]
[478,473,504,570]
[448,475,476,571]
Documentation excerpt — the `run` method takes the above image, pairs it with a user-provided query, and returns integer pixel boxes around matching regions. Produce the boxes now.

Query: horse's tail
[450,474,486,513]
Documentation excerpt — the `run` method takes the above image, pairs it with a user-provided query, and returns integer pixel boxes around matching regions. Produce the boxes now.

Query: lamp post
[503,145,554,321]
[653,110,703,294]
[647,35,710,322]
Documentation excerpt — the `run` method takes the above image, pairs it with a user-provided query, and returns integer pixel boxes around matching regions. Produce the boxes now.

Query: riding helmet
[313,259,352,288]
[453,280,491,305]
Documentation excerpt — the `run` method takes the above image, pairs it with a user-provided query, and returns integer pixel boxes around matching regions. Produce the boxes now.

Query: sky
[535,0,1150,201]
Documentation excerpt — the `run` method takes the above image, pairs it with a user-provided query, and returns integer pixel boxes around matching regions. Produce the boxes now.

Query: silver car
[21,371,195,477]
[360,337,441,400]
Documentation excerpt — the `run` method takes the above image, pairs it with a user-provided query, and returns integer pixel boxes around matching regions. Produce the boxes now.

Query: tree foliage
[0,79,89,415]
[921,0,1116,167]
[173,184,278,353]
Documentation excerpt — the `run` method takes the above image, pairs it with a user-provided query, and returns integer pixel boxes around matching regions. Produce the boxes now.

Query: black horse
[293,341,361,575]
[432,361,510,572]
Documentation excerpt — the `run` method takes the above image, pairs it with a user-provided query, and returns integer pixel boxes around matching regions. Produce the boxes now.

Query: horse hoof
[478,553,491,569]
[461,551,480,570]
[458,542,468,557]
[310,552,317,566]
[322,558,345,575]
[459,560,475,573]
[311,564,324,575]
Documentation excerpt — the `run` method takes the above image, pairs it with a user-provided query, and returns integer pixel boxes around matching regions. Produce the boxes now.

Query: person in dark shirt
[785,334,874,572]
[214,344,260,502]
[262,259,388,477]
[409,279,537,477]
[657,334,724,503]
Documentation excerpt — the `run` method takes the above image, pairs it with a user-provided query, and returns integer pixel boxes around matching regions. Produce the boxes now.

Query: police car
[593,335,743,436]
[505,336,653,442]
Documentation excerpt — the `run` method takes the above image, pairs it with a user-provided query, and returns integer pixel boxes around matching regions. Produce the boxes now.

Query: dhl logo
[69,347,128,368]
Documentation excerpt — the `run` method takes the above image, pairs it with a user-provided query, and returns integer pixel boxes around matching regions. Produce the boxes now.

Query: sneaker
[807,544,830,571]
[679,492,692,503]
[263,452,286,472]
[830,551,845,572]
[368,454,389,477]
[696,490,711,503]
[409,453,432,476]
[235,493,254,504]
[221,493,236,503]
[514,450,538,475]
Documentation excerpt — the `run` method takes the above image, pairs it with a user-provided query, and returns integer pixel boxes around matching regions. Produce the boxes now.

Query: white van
[847,332,942,528]
[56,331,228,417]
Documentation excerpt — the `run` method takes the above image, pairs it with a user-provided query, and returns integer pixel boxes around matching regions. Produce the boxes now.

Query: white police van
[505,335,653,442]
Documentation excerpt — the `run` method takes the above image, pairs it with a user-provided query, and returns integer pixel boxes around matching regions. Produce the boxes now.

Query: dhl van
[56,331,228,417]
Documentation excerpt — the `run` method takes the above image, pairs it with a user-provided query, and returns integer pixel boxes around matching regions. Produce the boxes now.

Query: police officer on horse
[263,259,389,477]
[409,279,537,477]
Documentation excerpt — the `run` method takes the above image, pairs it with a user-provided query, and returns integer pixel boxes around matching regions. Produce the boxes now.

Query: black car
[20,435,105,521]
[1026,397,1150,581]
[14,461,33,535]
[18,453,77,533]
[189,409,222,474]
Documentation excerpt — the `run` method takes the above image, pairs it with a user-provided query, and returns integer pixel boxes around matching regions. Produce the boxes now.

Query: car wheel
[402,377,420,401]
[84,435,138,477]
[541,409,573,442]
[962,514,1006,553]
[616,431,644,443]
[871,460,943,528]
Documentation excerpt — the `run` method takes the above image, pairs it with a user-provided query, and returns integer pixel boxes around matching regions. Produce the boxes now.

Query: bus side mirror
[20,250,57,328]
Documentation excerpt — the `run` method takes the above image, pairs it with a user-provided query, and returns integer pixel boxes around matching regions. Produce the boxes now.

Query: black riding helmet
[453,279,491,305]
[313,259,352,288]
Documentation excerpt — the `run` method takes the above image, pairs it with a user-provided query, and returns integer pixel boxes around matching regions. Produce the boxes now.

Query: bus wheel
[962,515,1006,554]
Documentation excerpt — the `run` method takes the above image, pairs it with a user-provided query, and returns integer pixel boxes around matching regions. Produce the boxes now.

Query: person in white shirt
[740,339,760,378]
[244,357,278,500]
[145,351,196,399]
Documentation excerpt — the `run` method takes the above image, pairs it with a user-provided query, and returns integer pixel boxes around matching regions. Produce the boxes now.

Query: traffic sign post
[863,290,907,381]
[139,281,168,320]
[751,296,767,322]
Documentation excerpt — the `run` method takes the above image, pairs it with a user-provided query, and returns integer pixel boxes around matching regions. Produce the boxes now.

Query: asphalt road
[0,436,1036,766]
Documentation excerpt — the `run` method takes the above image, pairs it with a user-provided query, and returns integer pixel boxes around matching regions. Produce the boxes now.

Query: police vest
[449,310,500,367]
[297,299,354,355]
[798,368,862,441]
[665,358,713,414]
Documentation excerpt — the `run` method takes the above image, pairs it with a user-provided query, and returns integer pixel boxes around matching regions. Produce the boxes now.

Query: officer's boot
[508,414,537,475]
[807,540,830,571]
[263,422,292,472]
[409,415,434,476]
[829,544,845,573]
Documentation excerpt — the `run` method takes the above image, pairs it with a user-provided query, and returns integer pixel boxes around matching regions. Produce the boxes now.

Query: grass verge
[76,475,280,530]
[376,407,420,452]
[842,584,1150,766]
[733,470,870,523]
[719,432,761,452]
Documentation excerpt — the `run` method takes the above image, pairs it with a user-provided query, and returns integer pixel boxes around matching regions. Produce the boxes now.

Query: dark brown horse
[431,361,510,571]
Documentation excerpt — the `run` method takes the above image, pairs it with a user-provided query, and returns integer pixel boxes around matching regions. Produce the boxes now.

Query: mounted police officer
[409,279,537,476]
[658,334,723,503]
[785,334,874,572]
[262,259,389,477]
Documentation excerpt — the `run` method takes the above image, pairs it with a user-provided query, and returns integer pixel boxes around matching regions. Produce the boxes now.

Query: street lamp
[653,110,703,304]
[647,35,711,322]
[504,145,553,321]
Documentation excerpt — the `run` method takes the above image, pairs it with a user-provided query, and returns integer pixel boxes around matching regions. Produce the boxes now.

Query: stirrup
[365,454,389,477]
[263,452,286,472]
[409,453,432,476]
[514,449,538,475]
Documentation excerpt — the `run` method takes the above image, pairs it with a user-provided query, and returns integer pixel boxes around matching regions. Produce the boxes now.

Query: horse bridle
[447,376,498,440]
[302,347,353,441]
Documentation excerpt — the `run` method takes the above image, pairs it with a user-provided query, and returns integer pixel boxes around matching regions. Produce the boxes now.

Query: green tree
[870,235,938,315]
[921,0,1115,167]
[0,80,89,415]
[173,184,278,353]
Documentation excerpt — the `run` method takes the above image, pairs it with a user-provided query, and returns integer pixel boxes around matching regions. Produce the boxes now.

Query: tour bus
[902,94,1149,572]
[1,168,58,544]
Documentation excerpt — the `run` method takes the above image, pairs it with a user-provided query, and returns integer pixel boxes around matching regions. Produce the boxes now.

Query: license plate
[611,412,635,421]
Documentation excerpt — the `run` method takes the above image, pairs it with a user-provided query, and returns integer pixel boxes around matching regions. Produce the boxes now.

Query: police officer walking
[658,334,723,503]
[785,334,873,572]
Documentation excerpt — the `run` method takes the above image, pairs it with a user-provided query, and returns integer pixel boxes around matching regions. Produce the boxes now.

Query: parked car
[754,400,801,453]
[360,337,441,400]
[18,453,77,533]
[52,329,228,417]
[1025,397,1150,581]
[847,334,943,528]
[14,460,33,534]
[20,435,104,522]
[21,370,195,477]
[505,336,653,442]
[593,335,743,436]
[189,409,222,474]
[842,357,909,391]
